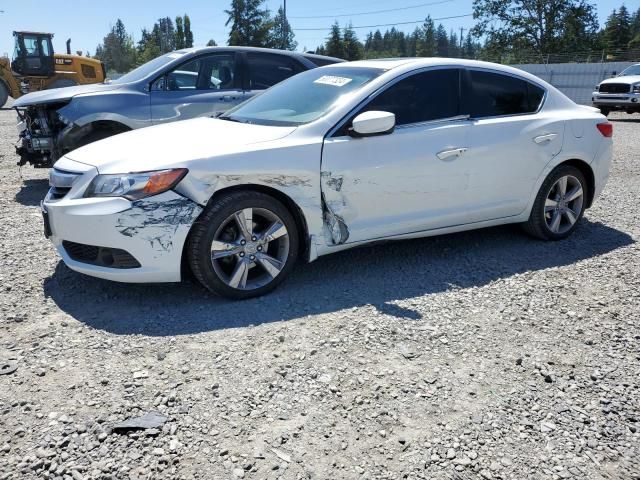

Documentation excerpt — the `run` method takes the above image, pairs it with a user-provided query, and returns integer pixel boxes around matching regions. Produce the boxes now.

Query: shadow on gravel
[15,179,49,207]
[43,219,634,336]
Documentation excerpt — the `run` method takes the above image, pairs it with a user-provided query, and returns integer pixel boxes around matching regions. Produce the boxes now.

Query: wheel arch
[557,158,596,208]
[180,184,312,278]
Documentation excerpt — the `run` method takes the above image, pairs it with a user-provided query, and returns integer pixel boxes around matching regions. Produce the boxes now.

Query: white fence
[514,62,637,105]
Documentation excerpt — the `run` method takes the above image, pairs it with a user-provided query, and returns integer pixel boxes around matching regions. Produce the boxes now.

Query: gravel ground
[0,102,639,480]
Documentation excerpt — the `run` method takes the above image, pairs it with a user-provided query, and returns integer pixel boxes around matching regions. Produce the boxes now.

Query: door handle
[437,147,468,161]
[533,133,558,144]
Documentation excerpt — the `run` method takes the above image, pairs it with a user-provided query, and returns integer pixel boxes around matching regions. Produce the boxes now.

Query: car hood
[600,75,640,85]
[13,83,124,107]
[64,117,297,174]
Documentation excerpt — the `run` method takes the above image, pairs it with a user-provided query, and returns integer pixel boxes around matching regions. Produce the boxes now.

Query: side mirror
[350,111,396,137]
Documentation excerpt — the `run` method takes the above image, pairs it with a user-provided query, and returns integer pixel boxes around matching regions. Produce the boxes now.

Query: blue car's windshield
[110,51,188,84]
[221,67,384,126]
[619,65,640,76]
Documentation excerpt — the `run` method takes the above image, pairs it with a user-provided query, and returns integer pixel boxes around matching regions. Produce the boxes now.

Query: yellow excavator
[0,31,105,107]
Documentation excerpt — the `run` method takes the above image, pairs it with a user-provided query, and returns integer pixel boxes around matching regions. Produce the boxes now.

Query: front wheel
[523,165,587,240]
[187,191,299,299]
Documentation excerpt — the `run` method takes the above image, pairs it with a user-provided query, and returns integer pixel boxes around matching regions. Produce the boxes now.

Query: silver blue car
[14,46,343,167]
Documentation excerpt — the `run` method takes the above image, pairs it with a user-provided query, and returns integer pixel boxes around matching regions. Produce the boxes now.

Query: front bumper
[592,91,640,109]
[44,158,203,283]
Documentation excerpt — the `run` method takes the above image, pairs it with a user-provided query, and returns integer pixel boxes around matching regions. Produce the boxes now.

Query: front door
[150,52,243,124]
[321,68,475,244]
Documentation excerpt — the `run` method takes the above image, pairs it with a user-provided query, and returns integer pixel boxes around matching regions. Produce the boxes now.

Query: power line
[293,13,474,31]
[290,0,454,19]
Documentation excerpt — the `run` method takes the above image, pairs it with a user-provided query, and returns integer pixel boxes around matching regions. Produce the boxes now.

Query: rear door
[242,52,305,102]
[150,52,243,124]
[463,69,565,220]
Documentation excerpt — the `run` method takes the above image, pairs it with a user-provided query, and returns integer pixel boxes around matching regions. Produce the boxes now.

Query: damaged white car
[43,58,613,299]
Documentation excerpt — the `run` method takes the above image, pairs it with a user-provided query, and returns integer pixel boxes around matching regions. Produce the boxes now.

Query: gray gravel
[1,105,639,480]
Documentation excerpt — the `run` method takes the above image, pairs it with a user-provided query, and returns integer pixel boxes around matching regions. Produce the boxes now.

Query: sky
[0,0,629,58]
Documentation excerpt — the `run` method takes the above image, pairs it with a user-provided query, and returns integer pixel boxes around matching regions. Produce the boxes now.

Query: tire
[522,165,588,241]
[0,81,8,108]
[187,191,300,299]
[599,108,610,116]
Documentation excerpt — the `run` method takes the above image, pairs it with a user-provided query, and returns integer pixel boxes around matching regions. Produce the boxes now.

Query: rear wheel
[599,108,610,116]
[187,191,299,299]
[0,81,9,108]
[523,165,587,240]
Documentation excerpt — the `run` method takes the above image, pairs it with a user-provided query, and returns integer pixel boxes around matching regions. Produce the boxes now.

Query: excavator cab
[11,31,55,77]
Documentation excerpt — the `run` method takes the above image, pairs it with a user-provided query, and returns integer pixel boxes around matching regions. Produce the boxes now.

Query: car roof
[175,46,343,63]
[322,57,552,87]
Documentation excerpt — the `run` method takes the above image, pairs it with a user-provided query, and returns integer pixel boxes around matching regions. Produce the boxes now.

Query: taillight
[597,122,613,138]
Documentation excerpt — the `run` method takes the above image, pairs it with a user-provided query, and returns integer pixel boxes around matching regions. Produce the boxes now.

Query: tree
[175,16,185,49]
[603,6,632,50]
[225,0,273,47]
[270,5,297,50]
[436,24,449,56]
[417,16,437,56]
[325,22,344,58]
[184,15,194,47]
[206,39,218,47]
[472,0,601,55]
[95,19,136,73]
[343,24,363,60]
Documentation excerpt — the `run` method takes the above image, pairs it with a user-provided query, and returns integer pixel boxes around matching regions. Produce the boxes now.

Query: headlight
[634,84,640,93]
[84,169,188,200]
[595,84,600,91]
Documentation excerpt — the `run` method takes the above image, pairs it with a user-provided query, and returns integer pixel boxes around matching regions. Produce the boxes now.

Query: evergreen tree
[184,15,194,47]
[175,16,185,50]
[343,24,364,60]
[225,0,273,47]
[206,39,218,47]
[436,24,449,56]
[270,5,297,50]
[95,19,136,73]
[325,22,344,58]
[417,16,437,56]
[448,30,459,57]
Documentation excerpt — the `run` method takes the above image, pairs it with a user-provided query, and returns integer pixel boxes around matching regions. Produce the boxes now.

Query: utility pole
[283,0,287,50]
[459,27,465,49]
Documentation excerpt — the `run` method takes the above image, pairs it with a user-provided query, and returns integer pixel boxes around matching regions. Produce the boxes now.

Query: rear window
[304,55,342,67]
[468,70,545,118]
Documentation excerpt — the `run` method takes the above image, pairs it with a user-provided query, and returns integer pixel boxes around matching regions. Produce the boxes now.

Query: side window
[469,70,544,117]
[363,69,461,126]
[154,54,236,92]
[247,53,302,90]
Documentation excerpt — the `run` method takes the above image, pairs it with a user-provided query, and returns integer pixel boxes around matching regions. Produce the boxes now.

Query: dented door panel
[321,120,474,245]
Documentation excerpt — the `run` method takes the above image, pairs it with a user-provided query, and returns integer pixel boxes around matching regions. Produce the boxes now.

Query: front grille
[599,83,631,94]
[63,241,141,269]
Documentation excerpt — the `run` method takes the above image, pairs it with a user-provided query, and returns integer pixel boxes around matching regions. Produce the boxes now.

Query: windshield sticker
[314,75,353,87]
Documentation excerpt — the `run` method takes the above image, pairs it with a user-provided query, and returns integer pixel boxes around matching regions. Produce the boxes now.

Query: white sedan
[43,58,613,299]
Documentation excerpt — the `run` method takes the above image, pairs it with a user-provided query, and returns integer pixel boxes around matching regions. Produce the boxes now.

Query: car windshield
[110,51,188,84]
[221,67,384,126]
[619,65,640,76]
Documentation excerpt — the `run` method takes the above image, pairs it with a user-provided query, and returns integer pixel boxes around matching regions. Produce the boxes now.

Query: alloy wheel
[209,207,290,290]
[544,175,584,235]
